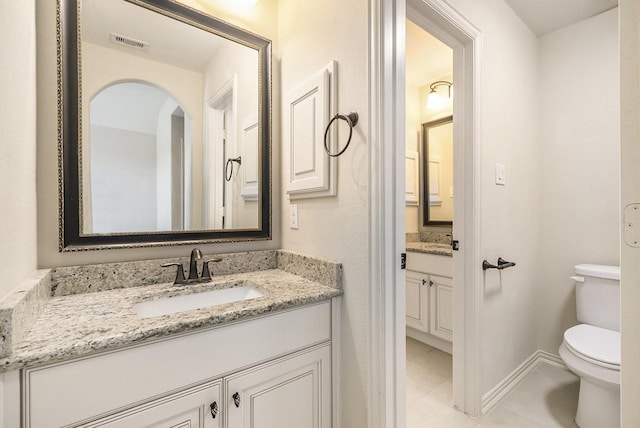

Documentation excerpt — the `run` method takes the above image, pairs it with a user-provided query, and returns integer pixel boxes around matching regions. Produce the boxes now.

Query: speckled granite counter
[0,251,342,372]
[405,242,453,256]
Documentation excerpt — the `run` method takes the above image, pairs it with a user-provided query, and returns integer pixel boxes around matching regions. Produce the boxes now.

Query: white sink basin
[135,284,266,318]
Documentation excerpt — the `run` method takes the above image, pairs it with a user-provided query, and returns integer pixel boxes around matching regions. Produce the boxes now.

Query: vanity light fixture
[427,80,453,110]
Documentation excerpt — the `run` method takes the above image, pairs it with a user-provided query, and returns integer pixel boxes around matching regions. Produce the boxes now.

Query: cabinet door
[224,344,331,428]
[84,380,221,428]
[406,270,429,332]
[429,275,453,341]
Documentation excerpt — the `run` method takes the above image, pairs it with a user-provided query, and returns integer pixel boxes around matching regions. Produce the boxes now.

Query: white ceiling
[405,19,452,88]
[82,0,239,72]
[504,0,618,36]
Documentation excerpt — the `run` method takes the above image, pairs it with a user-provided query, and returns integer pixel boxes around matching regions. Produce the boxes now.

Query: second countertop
[405,242,453,257]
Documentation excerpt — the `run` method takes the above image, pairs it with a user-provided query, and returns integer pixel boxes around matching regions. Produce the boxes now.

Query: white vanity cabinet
[15,301,335,428]
[87,344,331,428]
[405,251,453,351]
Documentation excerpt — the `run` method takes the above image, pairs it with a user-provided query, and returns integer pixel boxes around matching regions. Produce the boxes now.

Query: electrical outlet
[290,204,299,229]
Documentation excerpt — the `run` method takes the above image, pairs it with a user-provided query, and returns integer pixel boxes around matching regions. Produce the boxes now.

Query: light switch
[495,163,506,185]
[290,204,299,229]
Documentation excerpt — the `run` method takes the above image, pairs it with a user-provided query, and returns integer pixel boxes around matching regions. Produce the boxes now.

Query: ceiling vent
[110,33,149,51]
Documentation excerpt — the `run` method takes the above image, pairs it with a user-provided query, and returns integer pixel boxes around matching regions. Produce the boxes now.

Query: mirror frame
[421,115,453,227]
[58,0,272,251]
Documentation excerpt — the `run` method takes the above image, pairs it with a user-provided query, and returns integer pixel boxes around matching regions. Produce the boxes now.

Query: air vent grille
[110,33,149,50]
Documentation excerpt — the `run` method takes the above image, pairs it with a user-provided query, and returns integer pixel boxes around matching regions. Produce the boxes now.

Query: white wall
[36,0,279,268]
[619,0,640,425]
[0,1,37,300]
[90,126,157,233]
[277,0,370,425]
[537,9,620,354]
[444,0,542,395]
[406,83,421,233]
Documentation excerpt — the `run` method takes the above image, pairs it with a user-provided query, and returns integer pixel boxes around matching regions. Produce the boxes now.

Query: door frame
[203,76,237,229]
[368,0,483,425]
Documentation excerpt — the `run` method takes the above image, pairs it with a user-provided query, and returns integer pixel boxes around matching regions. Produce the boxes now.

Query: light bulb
[427,89,443,110]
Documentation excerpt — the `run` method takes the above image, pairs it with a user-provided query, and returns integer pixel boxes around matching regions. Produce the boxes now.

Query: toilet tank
[574,264,620,331]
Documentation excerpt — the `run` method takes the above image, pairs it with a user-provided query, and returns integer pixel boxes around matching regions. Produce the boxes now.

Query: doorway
[404,17,456,425]
[368,0,482,425]
[406,0,482,417]
[204,76,237,230]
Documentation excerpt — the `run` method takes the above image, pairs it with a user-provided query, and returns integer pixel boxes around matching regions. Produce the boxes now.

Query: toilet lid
[564,324,620,366]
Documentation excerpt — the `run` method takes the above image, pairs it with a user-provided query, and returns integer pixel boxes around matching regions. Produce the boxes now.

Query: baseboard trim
[406,327,453,354]
[481,350,567,414]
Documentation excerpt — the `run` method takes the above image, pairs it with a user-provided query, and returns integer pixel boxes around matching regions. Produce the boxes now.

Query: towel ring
[324,111,359,157]
[225,156,242,181]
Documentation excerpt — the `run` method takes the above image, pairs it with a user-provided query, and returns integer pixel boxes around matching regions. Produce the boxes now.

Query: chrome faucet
[162,248,222,286]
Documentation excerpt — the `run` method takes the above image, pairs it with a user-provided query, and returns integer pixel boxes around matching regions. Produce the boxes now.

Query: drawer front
[406,252,452,277]
[84,379,221,428]
[25,302,331,428]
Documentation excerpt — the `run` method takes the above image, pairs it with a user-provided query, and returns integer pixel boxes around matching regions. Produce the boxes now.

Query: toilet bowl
[559,324,620,428]
[559,264,620,428]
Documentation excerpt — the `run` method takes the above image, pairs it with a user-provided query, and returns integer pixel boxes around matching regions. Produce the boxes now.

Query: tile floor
[406,337,580,427]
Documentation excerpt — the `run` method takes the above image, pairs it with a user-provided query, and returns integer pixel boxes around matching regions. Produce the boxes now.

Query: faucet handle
[161,263,186,285]
[202,258,223,280]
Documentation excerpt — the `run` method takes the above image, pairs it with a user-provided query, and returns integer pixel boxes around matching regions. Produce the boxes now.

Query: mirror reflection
[422,116,453,226]
[81,0,259,234]
[88,82,193,233]
[59,0,272,249]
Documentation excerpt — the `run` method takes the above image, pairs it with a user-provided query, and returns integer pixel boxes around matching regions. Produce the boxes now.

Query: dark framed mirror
[422,115,453,227]
[58,0,272,251]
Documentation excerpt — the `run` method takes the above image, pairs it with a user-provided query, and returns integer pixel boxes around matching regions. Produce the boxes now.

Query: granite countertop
[405,242,453,256]
[0,269,341,372]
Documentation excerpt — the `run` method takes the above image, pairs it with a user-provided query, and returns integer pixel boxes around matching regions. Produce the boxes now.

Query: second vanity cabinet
[21,301,333,428]
[406,251,453,350]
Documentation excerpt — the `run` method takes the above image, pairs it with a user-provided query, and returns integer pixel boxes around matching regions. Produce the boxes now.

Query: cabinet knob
[429,280,433,287]
[233,392,241,408]
[422,278,427,285]
[210,401,218,419]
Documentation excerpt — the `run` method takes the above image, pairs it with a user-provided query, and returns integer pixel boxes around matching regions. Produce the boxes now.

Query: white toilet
[559,264,620,428]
